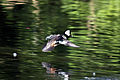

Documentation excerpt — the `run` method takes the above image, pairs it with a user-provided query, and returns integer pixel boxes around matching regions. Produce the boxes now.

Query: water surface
[0,0,120,80]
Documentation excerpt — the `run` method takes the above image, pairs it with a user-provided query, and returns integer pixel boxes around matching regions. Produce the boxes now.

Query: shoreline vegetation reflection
[0,0,120,80]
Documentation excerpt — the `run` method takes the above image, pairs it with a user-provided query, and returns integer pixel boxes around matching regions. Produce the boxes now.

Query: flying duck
[42,30,79,52]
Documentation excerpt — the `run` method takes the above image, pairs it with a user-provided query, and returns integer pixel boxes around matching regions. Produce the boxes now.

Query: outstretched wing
[59,40,80,47]
[46,34,60,40]
[42,38,58,52]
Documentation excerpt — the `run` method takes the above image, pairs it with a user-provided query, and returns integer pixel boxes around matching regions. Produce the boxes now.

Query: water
[0,0,120,80]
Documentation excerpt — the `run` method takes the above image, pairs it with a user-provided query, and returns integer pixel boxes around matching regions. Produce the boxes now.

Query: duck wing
[46,34,60,40]
[42,37,58,52]
[59,40,80,47]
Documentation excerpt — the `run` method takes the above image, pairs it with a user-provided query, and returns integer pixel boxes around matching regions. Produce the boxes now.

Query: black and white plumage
[42,30,79,52]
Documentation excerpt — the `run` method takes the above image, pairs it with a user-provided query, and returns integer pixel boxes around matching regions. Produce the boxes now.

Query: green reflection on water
[0,0,120,80]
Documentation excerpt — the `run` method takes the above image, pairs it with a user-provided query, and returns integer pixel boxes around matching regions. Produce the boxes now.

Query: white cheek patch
[65,30,71,36]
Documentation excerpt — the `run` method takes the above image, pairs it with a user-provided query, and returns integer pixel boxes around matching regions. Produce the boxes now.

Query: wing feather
[42,39,57,52]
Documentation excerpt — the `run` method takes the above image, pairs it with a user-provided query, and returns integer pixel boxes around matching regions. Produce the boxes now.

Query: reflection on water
[0,0,120,80]
[42,62,69,80]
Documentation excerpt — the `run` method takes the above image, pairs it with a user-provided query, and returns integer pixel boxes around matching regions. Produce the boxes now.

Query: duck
[42,30,79,52]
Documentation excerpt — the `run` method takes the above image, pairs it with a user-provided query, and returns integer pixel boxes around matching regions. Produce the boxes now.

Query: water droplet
[93,72,96,76]
[13,53,17,57]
